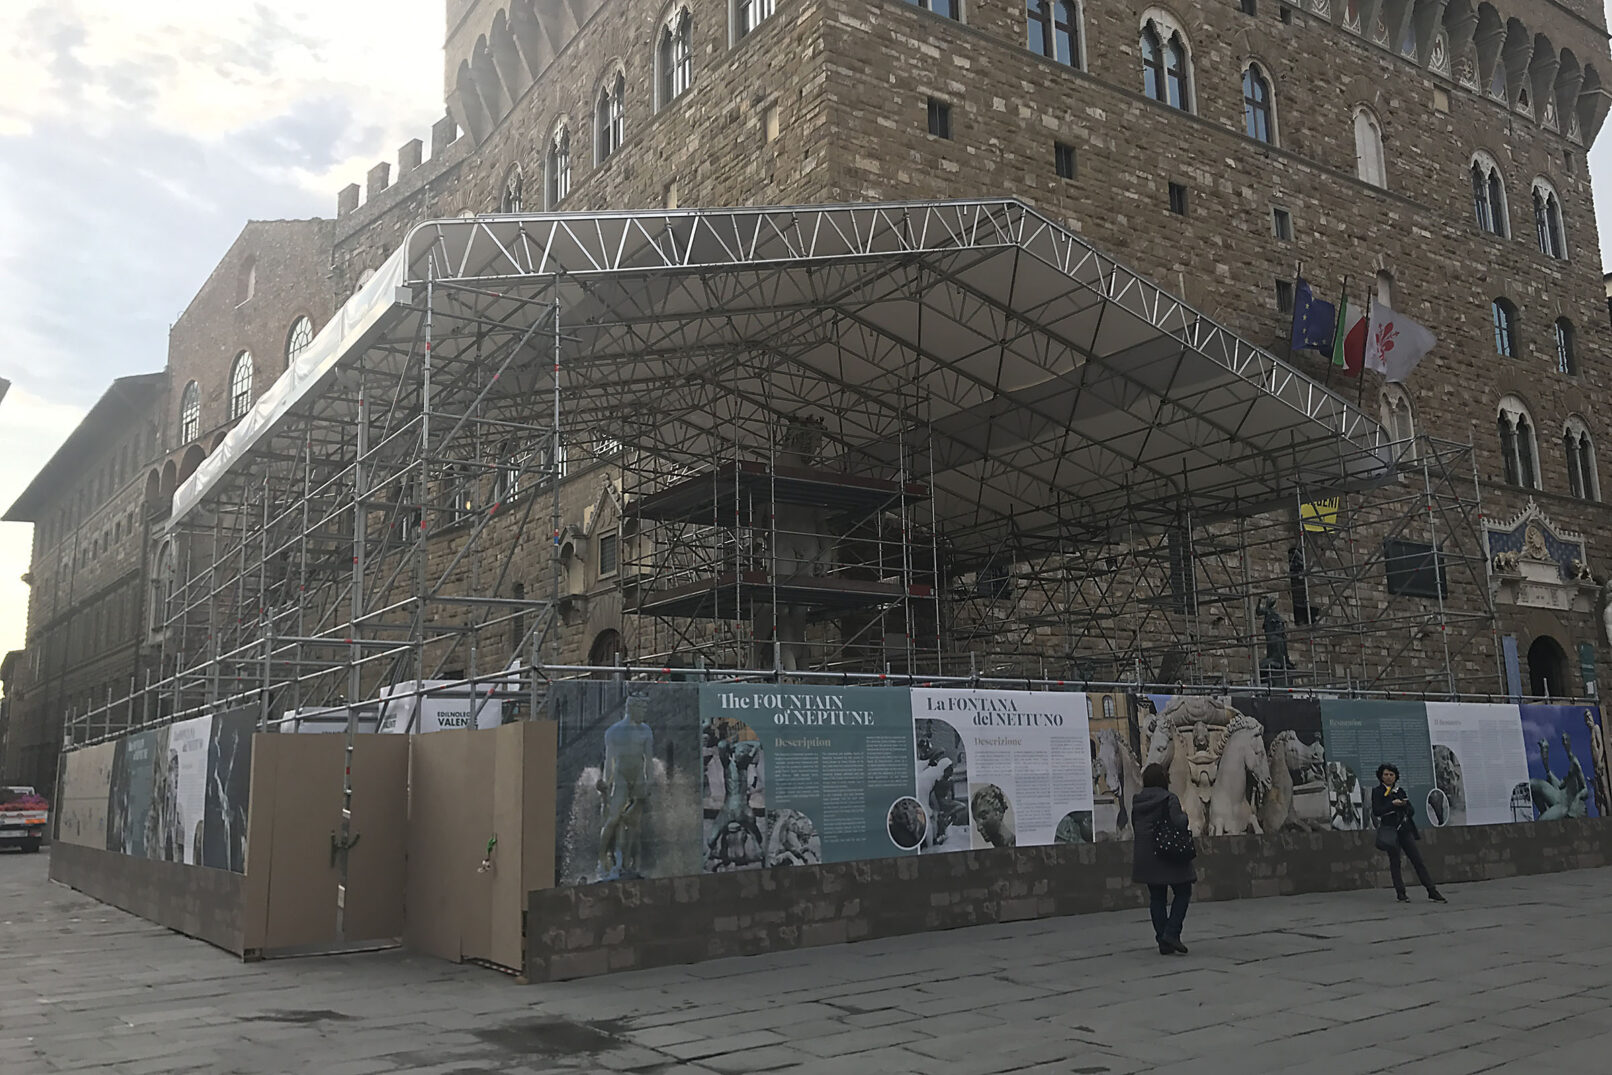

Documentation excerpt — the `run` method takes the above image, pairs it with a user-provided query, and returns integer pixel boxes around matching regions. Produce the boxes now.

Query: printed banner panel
[1319,699,1435,833]
[163,716,212,865]
[54,710,256,873]
[912,689,1092,851]
[551,680,702,886]
[1425,703,1531,827]
[1519,704,1608,820]
[1229,696,1331,833]
[201,709,256,872]
[701,684,915,868]
[543,686,1612,886]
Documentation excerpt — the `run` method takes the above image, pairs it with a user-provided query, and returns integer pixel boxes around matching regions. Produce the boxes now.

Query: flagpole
[1355,286,1371,411]
[1322,274,1347,390]
[1287,259,1303,366]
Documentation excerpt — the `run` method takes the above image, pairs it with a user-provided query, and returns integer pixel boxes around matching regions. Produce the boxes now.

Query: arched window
[1354,107,1386,188]
[1380,384,1416,453]
[1028,0,1080,67]
[1497,396,1540,489]
[733,0,776,39]
[1141,18,1190,111]
[1242,63,1275,144]
[1555,318,1577,375]
[229,352,254,419]
[546,124,571,207]
[1470,153,1507,236]
[1564,417,1599,501]
[179,381,200,444]
[1492,298,1519,358]
[1375,269,1396,309]
[151,540,176,633]
[657,9,693,108]
[1532,179,1566,258]
[1102,696,1116,719]
[285,316,314,368]
[596,72,625,163]
[500,164,523,213]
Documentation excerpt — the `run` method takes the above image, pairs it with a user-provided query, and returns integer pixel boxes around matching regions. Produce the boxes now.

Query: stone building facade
[1,222,333,795]
[331,0,1612,698]
[8,0,1612,787]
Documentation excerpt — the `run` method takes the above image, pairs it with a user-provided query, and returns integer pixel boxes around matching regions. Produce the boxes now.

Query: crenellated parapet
[1328,0,1609,144]
[446,0,611,144]
[334,115,466,222]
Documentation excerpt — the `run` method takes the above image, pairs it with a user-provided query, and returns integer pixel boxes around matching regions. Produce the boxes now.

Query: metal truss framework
[65,199,1502,752]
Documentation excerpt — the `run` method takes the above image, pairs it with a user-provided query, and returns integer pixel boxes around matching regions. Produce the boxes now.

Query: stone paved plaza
[4,851,1610,1074]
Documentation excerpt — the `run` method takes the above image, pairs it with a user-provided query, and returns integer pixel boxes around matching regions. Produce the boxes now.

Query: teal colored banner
[700,684,917,867]
[1319,699,1434,832]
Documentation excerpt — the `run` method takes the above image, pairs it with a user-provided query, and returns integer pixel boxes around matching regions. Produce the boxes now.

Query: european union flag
[1289,278,1337,354]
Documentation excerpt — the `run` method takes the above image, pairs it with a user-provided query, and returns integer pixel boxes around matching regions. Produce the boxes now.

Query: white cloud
[0,1,443,196]
[0,1,443,659]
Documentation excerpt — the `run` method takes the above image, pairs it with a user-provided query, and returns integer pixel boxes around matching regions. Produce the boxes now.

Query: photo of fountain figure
[552,681,703,885]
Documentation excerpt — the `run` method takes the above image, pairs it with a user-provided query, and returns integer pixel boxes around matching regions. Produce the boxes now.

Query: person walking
[1371,763,1446,904]
[1131,762,1195,955]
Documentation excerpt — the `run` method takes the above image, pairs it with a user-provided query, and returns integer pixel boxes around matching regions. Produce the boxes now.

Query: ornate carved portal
[1486,498,1599,613]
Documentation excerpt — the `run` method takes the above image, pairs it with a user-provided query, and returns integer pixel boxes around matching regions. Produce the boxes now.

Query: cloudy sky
[0,1,445,659]
[2,2,1612,669]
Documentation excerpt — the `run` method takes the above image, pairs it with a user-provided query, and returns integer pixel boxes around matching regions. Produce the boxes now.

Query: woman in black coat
[1131,763,1195,955]
[1370,763,1446,904]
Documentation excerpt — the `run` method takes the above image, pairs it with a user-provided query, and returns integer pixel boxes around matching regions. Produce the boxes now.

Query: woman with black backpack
[1131,762,1196,955]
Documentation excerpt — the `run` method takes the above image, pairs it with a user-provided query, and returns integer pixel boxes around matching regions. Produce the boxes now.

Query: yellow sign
[1300,497,1340,532]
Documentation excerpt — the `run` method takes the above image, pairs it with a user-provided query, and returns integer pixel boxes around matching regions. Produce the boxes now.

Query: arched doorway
[587,629,624,676]
[1527,635,1570,699]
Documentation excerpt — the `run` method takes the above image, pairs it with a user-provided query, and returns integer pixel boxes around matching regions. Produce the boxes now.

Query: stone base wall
[526,820,1612,981]
[49,843,246,956]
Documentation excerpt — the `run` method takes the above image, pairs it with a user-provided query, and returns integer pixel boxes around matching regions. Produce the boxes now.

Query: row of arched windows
[1488,300,1576,376]
[1496,397,1600,500]
[177,316,318,446]
[515,4,708,212]
[1470,153,1568,257]
[1023,8,1572,259]
[1385,384,1599,501]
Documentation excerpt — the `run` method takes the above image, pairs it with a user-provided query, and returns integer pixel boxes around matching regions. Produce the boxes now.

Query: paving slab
[8,851,1612,1074]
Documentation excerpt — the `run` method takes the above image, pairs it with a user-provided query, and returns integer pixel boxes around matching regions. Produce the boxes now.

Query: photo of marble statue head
[970,784,1015,849]
[764,809,821,867]
[1426,787,1450,827]
[886,797,927,851]
[1432,745,1466,814]
[1054,810,1094,845]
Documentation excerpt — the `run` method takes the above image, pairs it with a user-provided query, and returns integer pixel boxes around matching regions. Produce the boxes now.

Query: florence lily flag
[1362,301,1437,383]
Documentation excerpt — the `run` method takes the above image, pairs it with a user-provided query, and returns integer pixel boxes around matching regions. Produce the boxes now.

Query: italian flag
[1334,295,1368,377]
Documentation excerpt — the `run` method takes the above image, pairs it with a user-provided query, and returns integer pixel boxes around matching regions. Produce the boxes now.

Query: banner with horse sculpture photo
[548,683,1609,886]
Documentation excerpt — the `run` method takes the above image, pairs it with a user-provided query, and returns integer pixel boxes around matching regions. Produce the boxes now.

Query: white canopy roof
[173,199,1391,558]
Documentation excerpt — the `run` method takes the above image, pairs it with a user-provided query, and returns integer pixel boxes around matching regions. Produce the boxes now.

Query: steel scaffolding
[62,200,1503,753]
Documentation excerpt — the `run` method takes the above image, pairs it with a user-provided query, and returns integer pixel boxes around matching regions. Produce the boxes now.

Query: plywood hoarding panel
[345,735,409,942]
[404,727,473,961]
[256,735,345,951]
